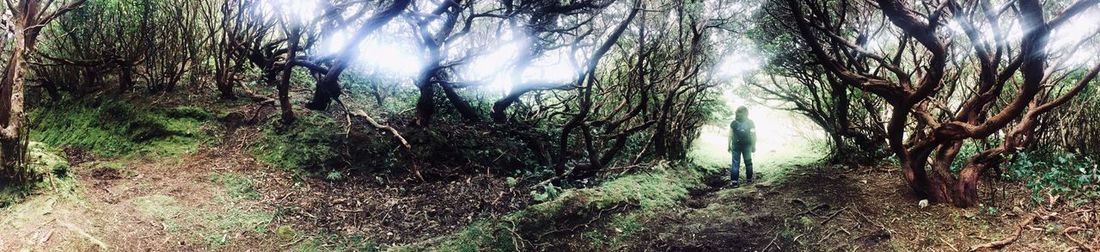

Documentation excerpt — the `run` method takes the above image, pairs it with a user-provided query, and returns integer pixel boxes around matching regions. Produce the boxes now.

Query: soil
[2,101,1096,251]
[0,103,533,251]
[627,164,1099,251]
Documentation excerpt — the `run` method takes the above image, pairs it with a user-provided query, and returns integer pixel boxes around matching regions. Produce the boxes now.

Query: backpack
[731,120,753,146]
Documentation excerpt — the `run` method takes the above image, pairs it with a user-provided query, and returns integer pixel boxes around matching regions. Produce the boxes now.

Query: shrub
[252,113,339,172]
[1006,149,1100,206]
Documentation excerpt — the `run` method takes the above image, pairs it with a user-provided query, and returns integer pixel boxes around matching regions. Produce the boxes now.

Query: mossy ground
[30,100,216,158]
[251,112,339,173]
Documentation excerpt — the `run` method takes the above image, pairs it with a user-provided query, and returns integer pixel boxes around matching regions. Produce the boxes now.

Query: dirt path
[633,163,1096,251]
[0,147,278,251]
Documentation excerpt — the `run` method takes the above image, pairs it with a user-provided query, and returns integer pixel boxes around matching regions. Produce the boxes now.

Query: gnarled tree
[772,0,1100,207]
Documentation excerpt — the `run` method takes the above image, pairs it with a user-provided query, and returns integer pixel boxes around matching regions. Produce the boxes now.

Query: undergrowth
[251,112,339,174]
[0,142,74,208]
[30,100,215,158]
[1005,149,1100,206]
[400,160,720,251]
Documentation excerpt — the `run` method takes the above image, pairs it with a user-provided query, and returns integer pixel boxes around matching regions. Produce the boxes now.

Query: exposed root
[967,214,1036,252]
[1062,226,1096,252]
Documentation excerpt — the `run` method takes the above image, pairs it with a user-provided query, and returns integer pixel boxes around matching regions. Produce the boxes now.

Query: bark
[414,73,436,126]
[276,23,300,125]
[1,0,88,174]
[119,65,134,94]
[439,81,481,122]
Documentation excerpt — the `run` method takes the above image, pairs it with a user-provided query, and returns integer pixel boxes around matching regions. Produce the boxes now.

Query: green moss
[1,142,76,208]
[419,161,713,251]
[292,233,380,252]
[582,213,643,249]
[30,100,214,158]
[252,113,339,172]
[210,173,260,201]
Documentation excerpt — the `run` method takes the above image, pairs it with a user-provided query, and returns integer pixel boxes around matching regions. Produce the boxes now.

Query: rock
[918,199,929,208]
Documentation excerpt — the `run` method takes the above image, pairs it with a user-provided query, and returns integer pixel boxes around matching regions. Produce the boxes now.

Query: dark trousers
[731,148,753,182]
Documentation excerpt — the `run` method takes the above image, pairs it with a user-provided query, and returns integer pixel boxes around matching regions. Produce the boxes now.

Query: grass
[132,191,273,248]
[30,100,216,158]
[406,160,715,251]
[290,232,382,252]
[252,112,339,173]
[210,173,261,201]
[1,142,76,208]
[130,172,271,248]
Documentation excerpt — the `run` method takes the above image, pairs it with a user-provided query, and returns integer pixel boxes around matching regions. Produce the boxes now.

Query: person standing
[728,106,756,187]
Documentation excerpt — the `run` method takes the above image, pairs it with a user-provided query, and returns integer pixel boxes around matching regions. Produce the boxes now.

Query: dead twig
[337,101,411,150]
[941,237,960,252]
[797,203,830,216]
[1062,226,1096,252]
[763,232,781,252]
[967,214,1036,252]
[820,207,847,226]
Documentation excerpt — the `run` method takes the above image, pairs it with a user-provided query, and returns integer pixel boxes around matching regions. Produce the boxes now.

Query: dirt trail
[0,148,276,251]
[633,163,1095,251]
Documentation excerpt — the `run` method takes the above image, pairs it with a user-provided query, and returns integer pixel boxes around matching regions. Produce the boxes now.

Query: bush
[252,113,339,172]
[1006,149,1100,206]
[1,142,72,208]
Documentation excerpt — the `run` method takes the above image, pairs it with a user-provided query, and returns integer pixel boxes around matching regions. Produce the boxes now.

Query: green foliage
[425,161,712,251]
[209,173,261,201]
[530,183,562,202]
[1,142,73,208]
[30,100,214,157]
[132,193,273,248]
[1006,150,1100,205]
[950,141,988,174]
[252,113,339,172]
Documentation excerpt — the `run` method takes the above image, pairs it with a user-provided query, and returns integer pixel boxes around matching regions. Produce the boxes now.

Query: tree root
[967,214,1036,252]
[1062,226,1096,252]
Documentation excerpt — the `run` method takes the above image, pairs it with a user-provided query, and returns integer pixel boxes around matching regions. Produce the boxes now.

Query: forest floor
[632,163,1098,251]
[0,102,1097,251]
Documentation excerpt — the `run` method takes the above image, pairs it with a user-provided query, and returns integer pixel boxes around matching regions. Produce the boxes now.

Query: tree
[773,0,1100,207]
[750,4,889,162]
[1,0,88,180]
[303,0,411,111]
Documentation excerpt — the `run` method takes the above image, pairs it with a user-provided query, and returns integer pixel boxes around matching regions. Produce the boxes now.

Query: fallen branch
[338,103,411,150]
[334,99,420,181]
[1062,226,1096,252]
[763,232,781,251]
[820,207,847,226]
[797,203,830,216]
[967,214,1036,252]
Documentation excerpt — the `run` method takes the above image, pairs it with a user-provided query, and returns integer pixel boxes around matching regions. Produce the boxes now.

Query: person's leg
[743,150,754,183]
[730,149,741,184]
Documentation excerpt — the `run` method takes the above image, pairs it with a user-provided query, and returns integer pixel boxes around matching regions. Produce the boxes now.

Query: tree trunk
[307,0,410,111]
[277,24,300,125]
[439,81,480,122]
[414,78,435,126]
[119,65,134,94]
[0,24,29,173]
